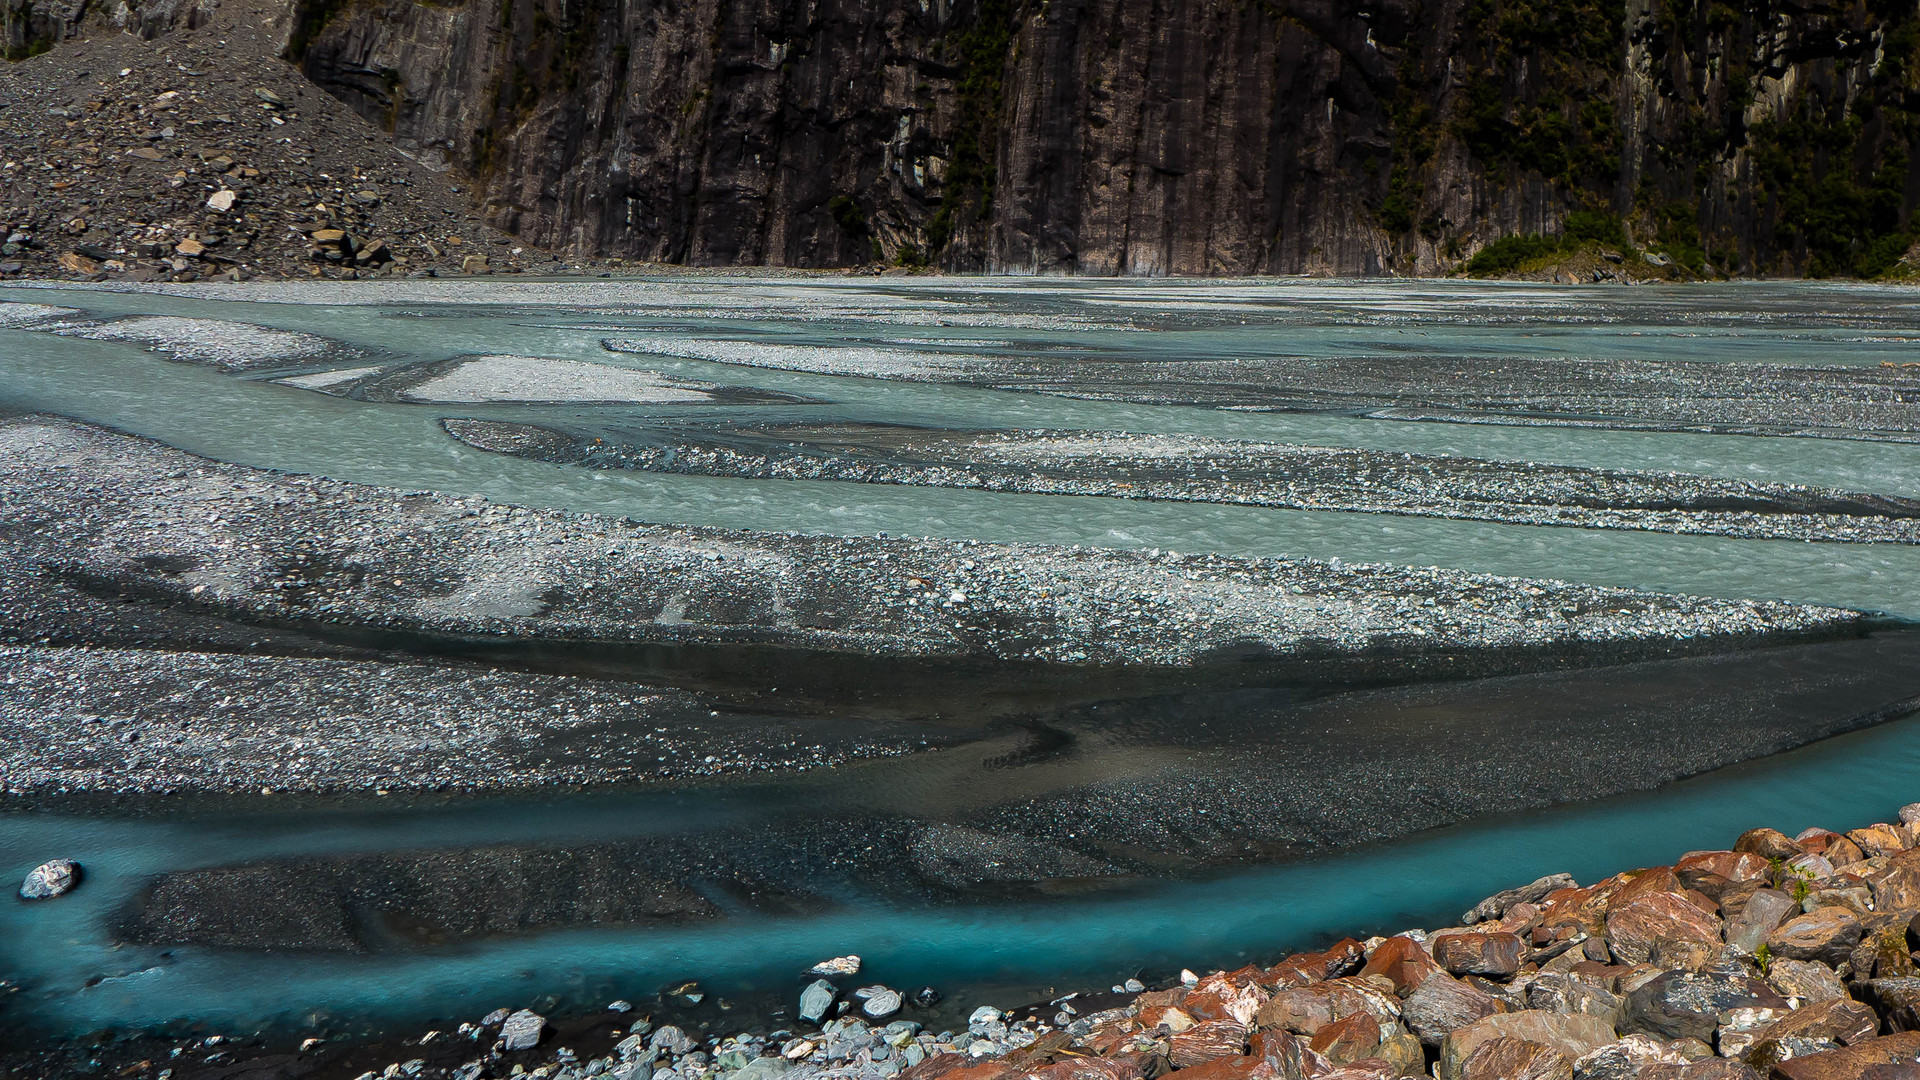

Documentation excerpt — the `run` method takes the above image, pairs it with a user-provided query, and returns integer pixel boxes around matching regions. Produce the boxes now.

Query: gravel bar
[0,416,1869,677]
[443,418,1920,545]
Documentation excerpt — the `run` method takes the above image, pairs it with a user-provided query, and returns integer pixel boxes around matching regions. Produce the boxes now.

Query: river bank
[16,801,1920,1080]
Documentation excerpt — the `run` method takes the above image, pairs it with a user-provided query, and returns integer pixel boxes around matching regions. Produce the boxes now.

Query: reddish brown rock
[1263,940,1365,989]
[901,1056,1018,1080]
[1308,1012,1382,1065]
[1168,1020,1249,1068]
[1772,1031,1920,1080]
[1404,973,1505,1047]
[1456,1036,1572,1080]
[1187,973,1271,1025]
[1315,1061,1397,1080]
[1359,936,1441,996]
[1637,1063,1761,1079]
[1430,931,1526,978]
[1737,829,1804,861]
[1761,997,1880,1046]
[1614,867,1690,908]
[1141,1004,1200,1034]
[1030,1059,1146,1080]
[1254,986,1339,1035]
[1674,849,1774,883]
[1850,826,1910,858]
[1767,907,1865,967]
[1159,1055,1273,1080]
[1870,850,1920,912]
[1796,830,1865,866]
[1440,1013,1616,1080]
[1605,892,1724,965]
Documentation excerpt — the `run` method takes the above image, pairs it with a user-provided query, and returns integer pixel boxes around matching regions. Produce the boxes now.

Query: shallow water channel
[4,277,1920,1042]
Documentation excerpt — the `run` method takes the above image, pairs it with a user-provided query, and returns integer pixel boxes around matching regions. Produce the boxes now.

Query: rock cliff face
[15,0,1916,274]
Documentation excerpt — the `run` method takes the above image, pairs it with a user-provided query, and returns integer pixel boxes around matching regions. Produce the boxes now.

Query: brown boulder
[1430,931,1525,978]
[1767,907,1864,967]
[1678,852,1774,889]
[1360,937,1441,996]
[1727,890,1800,955]
[1871,850,1920,913]
[1404,973,1504,1047]
[1307,1012,1381,1065]
[1031,1059,1145,1080]
[1762,997,1880,1046]
[1314,1061,1396,1080]
[1264,940,1365,989]
[1254,987,1336,1035]
[1159,1056,1271,1080]
[1606,893,1724,965]
[1766,959,1849,1005]
[1796,830,1865,866]
[1186,974,1269,1025]
[1168,1020,1249,1068]
[1439,1013,1617,1080]
[1457,1036,1571,1080]
[900,1057,1017,1080]
[1637,1063,1761,1079]
[1849,826,1910,858]
[1736,829,1804,861]
[1772,1031,1920,1080]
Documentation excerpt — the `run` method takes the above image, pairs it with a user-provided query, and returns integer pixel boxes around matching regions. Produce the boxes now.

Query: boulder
[1795,830,1864,866]
[806,955,861,977]
[1254,987,1336,1035]
[1760,997,1879,1046]
[1375,1029,1424,1076]
[1870,850,1920,912]
[1771,1031,1920,1080]
[1571,1034,1689,1080]
[1463,874,1579,925]
[1765,959,1849,1005]
[1848,825,1909,858]
[1724,889,1798,955]
[1860,977,1920,1031]
[799,980,837,1024]
[18,859,80,900]
[1359,937,1440,996]
[500,1009,545,1051]
[1404,973,1504,1047]
[1456,1036,1571,1080]
[1734,829,1803,861]
[1163,1058,1275,1080]
[650,1026,696,1055]
[1676,852,1772,889]
[1767,908,1863,967]
[1307,1012,1381,1065]
[1526,974,1624,1030]
[1635,1062,1760,1079]
[1264,939,1367,988]
[1439,1012,1616,1080]
[1168,1019,1248,1067]
[1621,971,1787,1043]
[1314,1060,1395,1080]
[859,986,903,1020]
[1187,973,1271,1025]
[1430,931,1525,978]
[1605,893,1723,965]
[1029,1060,1141,1080]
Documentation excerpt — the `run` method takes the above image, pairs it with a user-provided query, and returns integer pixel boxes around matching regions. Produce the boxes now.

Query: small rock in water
[18,859,80,900]
[662,980,705,1007]
[481,1008,510,1026]
[1124,979,1146,992]
[1179,969,1200,986]
[968,1006,1003,1026]
[609,1000,633,1013]
[499,1009,545,1051]
[912,987,942,1008]
[806,955,862,977]
[799,980,837,1024]
[858,986,903,1019]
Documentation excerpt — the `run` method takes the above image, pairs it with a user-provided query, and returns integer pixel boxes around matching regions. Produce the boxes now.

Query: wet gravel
[0,645,966,800]
[604,339,1920,442]
[444,418,1920,545]
[0,416,1866,678]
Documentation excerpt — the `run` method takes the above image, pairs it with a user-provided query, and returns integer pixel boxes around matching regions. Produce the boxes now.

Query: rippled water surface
[4,276,1920,1040]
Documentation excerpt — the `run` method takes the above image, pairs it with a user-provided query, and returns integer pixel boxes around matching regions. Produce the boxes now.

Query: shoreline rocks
[17,858,80,900]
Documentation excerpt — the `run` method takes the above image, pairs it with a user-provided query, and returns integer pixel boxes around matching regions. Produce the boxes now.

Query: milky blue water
[3,277,1920,1041]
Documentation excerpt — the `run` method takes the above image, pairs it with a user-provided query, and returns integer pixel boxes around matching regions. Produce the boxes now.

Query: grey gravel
[444,418,1920,545]
[0,416,1866,677]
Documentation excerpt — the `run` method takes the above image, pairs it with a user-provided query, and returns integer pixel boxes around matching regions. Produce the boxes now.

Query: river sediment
[441,418,1920,545]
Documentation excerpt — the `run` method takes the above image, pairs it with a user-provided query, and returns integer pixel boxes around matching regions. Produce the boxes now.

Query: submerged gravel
[605,339,1920,441]
[0,646,963,799]
[444,419,1920,545]
[0,416,1866,674]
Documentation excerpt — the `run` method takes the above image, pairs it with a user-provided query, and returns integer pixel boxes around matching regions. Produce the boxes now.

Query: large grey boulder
[500,1009,545,1051]
[18,859,80,900]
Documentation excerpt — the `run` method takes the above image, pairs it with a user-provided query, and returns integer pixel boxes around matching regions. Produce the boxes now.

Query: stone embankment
[80,804,1920,1080]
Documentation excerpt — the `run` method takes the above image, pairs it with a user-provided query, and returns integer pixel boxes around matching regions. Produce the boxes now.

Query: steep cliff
[14,0,1919,274]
